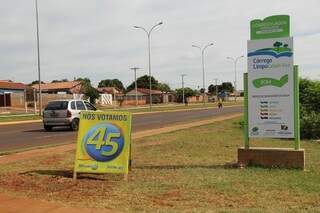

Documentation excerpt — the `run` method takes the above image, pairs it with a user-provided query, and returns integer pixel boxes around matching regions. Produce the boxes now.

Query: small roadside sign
[73,111,132,180]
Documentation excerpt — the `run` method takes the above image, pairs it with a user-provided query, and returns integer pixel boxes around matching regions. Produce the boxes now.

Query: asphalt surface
[0,106,242,152]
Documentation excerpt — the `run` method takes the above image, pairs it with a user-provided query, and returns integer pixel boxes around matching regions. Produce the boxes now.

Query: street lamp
[192,43,214,105]
[130,67,140,106]
[226,55,244,102]
[35,0,42,115]
[180,74,186,104]
[214,78,219,98]
[134,21,163,110]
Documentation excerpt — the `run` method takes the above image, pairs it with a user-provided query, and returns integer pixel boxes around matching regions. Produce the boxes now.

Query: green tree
[299,78,320,139]
[98,79,124,91]
[273,41,283,50]
[126,75,159,92]
[76,77,99,104]
[158,83,171,92]
[299,78,320,113]
[76,77,91,86]
[51,78,68,83]
[175,87,196,103]
[29,80,44,86]
[221,82,234,93]
[208,84,222,94]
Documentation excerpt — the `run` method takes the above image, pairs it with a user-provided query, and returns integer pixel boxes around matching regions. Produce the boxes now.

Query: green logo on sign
[253,74,288,88]
[250,15,290,40]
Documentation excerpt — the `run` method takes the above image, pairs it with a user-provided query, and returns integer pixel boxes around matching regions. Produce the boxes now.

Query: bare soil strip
[0,194,120,213]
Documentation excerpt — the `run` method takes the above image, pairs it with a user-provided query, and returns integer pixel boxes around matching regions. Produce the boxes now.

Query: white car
[43,99,96,131]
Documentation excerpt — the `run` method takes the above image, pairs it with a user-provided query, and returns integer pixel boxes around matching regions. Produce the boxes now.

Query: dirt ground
[0,113,242,213]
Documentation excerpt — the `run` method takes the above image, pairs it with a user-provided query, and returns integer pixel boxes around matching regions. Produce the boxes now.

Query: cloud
[0,0,319,89]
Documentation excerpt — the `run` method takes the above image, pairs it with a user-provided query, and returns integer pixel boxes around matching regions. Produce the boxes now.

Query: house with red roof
[125,88,176,105]
[0,80,27,107]
[31,81,83,94]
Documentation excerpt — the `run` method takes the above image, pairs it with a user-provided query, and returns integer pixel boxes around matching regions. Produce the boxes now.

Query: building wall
[123,99,147,106]
[0,90,25,108]
[43,94,74,106]
[125,90,145,96]
[187,95,208,103]
[11,93,25,107]
[122,95,147,106]
[31,95,78,108]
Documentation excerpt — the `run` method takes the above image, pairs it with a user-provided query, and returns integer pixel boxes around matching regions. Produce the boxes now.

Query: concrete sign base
[238,147,305,169]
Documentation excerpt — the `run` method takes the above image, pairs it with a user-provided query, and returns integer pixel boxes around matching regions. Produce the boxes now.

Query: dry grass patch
[0,118,319,212]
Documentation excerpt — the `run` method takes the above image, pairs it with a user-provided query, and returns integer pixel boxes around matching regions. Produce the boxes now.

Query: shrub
[299,78,320,139]
[300,107,320,139]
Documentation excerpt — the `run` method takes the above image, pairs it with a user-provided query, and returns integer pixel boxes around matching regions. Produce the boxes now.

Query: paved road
[0,106,242,152]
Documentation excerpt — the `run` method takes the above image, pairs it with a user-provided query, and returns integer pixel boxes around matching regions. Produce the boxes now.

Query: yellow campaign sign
[74,111,132,174]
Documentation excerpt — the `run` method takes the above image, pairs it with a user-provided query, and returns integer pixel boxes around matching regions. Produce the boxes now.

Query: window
[45,101,68,110]
[71,101,76,110]
[76,101,86,110]
[84,101,96,111]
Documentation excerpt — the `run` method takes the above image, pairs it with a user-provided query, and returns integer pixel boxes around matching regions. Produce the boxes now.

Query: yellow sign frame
[73,110,132,180]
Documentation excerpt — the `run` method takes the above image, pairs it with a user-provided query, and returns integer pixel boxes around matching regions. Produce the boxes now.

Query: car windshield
[45,101,68,110]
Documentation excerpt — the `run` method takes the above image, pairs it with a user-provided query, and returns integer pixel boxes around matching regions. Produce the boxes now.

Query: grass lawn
[0,117,319,212]
[99,101,242,113]
[0,115,41,123]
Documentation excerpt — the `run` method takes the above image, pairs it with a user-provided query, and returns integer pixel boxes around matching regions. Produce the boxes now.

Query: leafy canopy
[126,75,159,92]
[98,79,124,91]
[76,77,99,104]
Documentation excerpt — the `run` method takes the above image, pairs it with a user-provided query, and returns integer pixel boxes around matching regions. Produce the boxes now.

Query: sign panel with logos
[247,37,294,138]
[250,15,290,40]
[74,111,132,178]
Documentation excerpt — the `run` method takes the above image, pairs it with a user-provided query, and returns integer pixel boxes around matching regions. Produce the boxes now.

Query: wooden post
[24,89,28,113]
[73,171,77,180]
[33,88,37,114]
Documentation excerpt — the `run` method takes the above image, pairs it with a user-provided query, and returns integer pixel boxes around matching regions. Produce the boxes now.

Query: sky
[0,0,319,90]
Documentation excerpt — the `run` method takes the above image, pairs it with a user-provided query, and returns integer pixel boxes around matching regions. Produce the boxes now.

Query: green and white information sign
[246,15,297,139]
[247,37,294,138]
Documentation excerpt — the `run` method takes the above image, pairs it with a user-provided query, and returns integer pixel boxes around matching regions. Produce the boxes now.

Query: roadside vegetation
[0,117,319,212]
[299,78,320,139]
[98,101,242,113]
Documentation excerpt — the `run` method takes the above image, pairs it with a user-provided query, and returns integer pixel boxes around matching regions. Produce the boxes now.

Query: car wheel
[44,125,53,131]
[70,118,79,131]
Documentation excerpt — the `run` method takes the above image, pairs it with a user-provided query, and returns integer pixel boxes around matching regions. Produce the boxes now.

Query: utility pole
[130,67,140,106]
[181,74,186,104]
[35,0,42,115]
